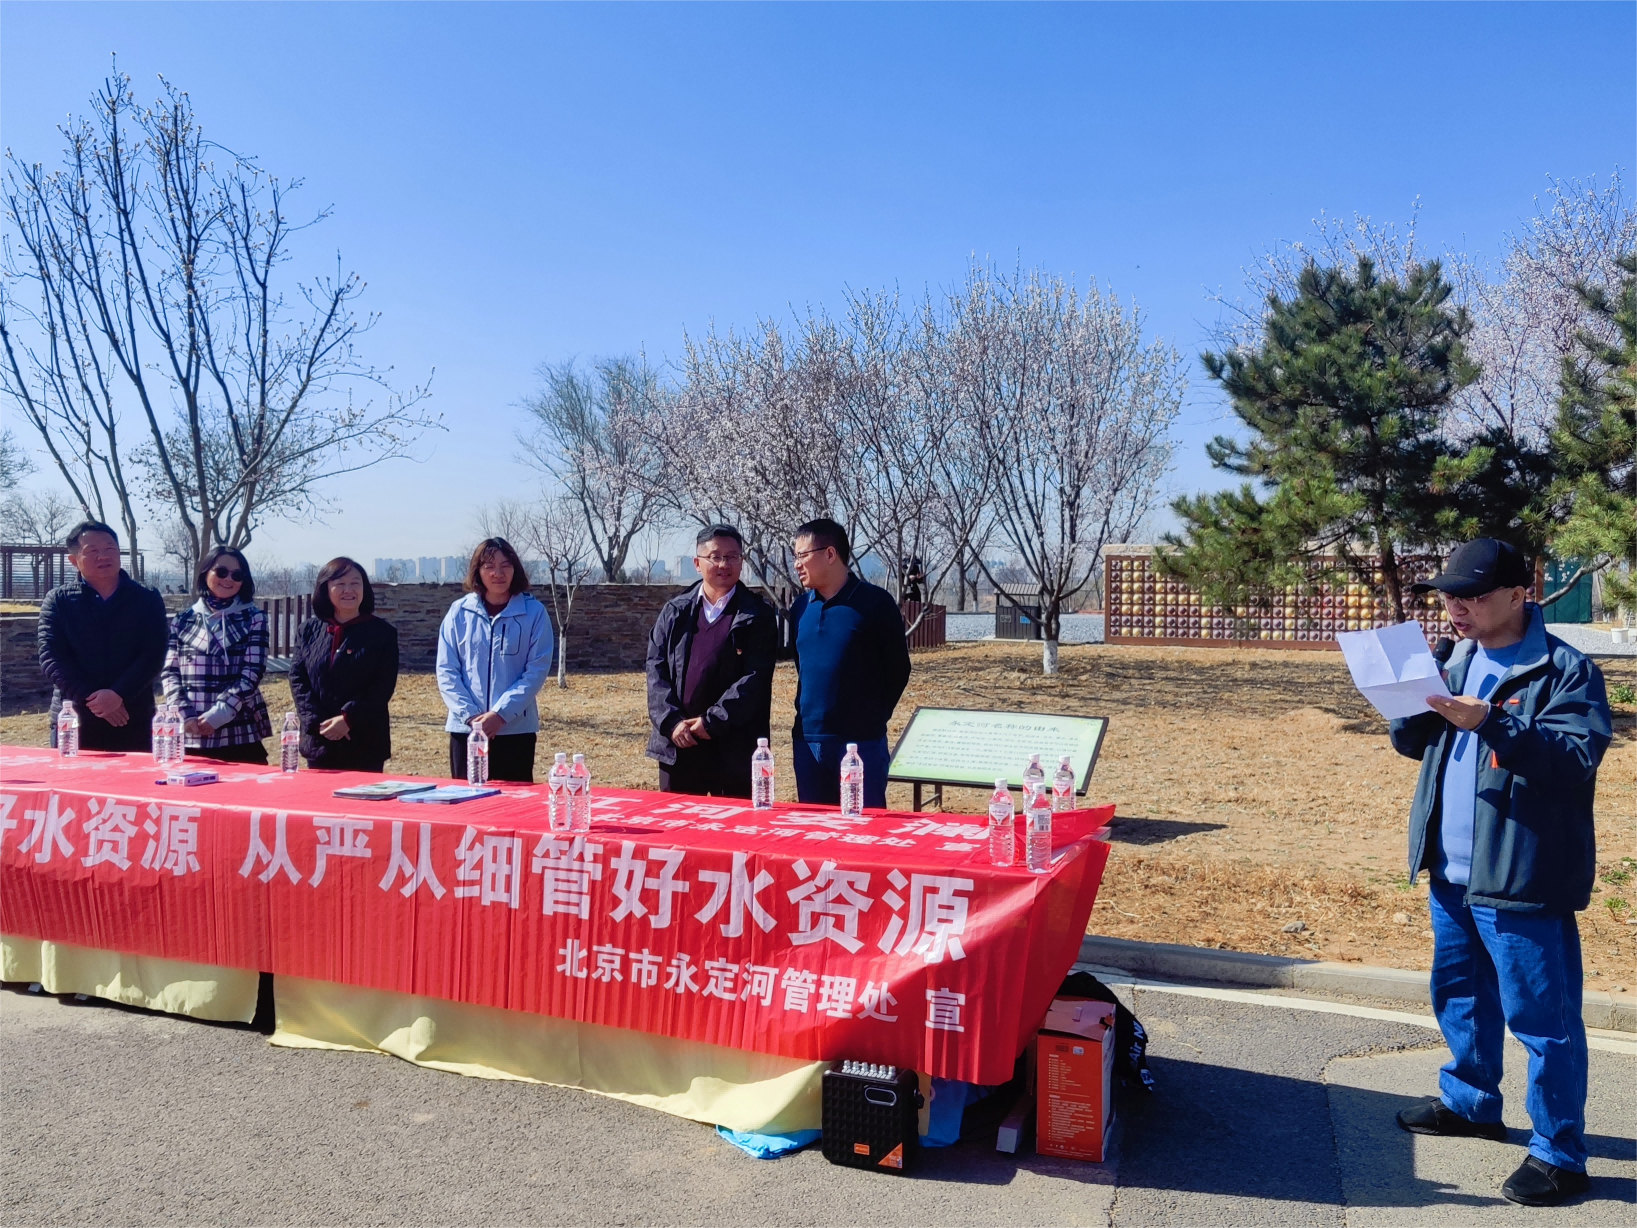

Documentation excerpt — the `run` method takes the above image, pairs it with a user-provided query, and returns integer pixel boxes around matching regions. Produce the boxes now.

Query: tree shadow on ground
[1104,815,1228,845]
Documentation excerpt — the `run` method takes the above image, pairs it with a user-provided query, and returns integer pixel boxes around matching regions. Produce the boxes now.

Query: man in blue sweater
[1389,539,1611,1208]
[788,518,911,807]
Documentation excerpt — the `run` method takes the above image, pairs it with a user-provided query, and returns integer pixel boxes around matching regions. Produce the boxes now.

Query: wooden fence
[901,600,947,650]
[1,545,145,600]
[260,594,313,657]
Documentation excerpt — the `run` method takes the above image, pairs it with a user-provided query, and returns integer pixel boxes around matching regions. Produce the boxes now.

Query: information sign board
[887,707,1108,794]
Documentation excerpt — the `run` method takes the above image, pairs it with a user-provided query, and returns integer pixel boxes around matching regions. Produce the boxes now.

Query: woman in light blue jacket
[436,537,555,782]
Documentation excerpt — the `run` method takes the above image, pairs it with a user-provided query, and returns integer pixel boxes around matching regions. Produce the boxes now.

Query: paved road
[942,615,1637,660]
[2,982,1631,1226]
[947,613,1104,643]
[1546,624,1637,659]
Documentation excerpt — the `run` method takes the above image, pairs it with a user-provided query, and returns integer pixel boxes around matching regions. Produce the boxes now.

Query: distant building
[442,555,465,583]
[675,556,699,581]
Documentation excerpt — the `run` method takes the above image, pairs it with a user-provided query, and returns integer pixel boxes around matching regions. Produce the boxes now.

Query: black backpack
[1057,970,1156,1092]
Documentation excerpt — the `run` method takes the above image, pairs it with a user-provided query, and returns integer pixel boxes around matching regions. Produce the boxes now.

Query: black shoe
[1502,1155,1590,1206]
[1395,1097,1508,1142]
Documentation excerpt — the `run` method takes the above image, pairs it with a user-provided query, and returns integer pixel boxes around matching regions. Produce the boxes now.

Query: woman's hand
[184,717,206,737]
[473,711,506,738]
[319,715,351,741]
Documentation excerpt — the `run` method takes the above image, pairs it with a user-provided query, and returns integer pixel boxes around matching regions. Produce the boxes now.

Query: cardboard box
[1035,999,1116,1161]
[1043,997,1115,1040]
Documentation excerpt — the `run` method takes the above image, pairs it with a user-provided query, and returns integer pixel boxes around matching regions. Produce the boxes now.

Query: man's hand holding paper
[1337,621,1453,720]
[1425,693,1491,729]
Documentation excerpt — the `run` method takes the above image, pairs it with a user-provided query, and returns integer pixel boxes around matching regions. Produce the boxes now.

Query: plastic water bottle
[547,752,570,831]
[839,742,865,818]
[1023,753,1045,800]
[170,705,186,766]
[466,722,489,786]
[569,753,591,831]
[152,707,169,766]
[988,778,1015,866]
[1052,755,1075,812]
[280,712,301,773]
[57,701,80,758]
[751,738,776,810]
[1025,782,1053,873]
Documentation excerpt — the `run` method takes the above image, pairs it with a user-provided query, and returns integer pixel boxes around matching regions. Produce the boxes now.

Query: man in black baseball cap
[1389,538,1612,1207]
[1411,537,1533,599]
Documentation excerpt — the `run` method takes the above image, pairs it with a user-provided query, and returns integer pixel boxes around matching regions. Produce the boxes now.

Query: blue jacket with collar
[435,591,555,735]
[1389,604,1612,914]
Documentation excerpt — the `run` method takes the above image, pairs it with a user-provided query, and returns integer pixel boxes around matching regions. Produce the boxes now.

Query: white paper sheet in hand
[1336,621,1453,719]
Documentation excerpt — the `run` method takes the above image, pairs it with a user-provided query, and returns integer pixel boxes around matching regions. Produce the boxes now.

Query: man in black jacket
[38,520,169,752]
[645,525,778,798]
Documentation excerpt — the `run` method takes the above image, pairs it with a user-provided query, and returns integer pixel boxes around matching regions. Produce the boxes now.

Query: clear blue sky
[3,1,1632,567]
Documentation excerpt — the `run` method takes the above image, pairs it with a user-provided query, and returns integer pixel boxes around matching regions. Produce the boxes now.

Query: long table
[0,746,1110,1086]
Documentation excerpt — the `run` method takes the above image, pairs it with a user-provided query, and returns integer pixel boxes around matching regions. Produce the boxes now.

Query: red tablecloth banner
[0,747,1110,1083]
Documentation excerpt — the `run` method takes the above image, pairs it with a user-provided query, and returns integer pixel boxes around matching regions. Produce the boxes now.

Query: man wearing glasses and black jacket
[645,525,778,798]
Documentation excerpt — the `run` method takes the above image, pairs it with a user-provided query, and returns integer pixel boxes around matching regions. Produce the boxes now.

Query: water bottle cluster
[150,704,186,770]
[839,1060,898,1080]
[546,752,592,832]
[989,753,1076,872]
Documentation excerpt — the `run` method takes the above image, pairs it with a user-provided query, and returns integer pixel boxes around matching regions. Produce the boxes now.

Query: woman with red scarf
[288,557,400,772]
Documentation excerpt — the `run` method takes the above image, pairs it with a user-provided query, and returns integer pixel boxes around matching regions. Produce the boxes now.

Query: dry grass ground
[4,641,1632,987]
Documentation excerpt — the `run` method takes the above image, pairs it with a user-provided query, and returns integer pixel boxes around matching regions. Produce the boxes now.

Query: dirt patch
[3,641,1632,985]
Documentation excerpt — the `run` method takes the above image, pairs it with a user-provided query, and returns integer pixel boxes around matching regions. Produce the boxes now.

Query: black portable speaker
[821,1061,921,1174]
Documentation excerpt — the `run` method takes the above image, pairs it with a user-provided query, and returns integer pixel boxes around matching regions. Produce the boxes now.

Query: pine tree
[1547,251,1636,618]
[1163,257,1536,622]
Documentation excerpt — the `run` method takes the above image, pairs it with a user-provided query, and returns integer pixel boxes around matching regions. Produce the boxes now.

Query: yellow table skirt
[276,975,831,1139]
[271,974,826,1134]
[0,933,259,1023]
[1,934,825,1133]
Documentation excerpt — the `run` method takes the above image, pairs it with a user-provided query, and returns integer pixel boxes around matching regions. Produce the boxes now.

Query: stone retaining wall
[0,585,696,709]
[1,614,49,709]
[2,581,944,711]
[367,582,693,671]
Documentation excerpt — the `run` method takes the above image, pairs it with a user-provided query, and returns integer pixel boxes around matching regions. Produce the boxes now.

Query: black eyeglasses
[210,567,247,582]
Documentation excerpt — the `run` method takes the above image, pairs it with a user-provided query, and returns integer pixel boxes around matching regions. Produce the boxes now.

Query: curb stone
[1078,935,1635,1033]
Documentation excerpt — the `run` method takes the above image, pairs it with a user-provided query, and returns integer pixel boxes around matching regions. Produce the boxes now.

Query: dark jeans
[790,734,889,808]
[193,741,269,766]
[449,732,537,784]
[658,742,751,799]
[1428,877,1588,1170]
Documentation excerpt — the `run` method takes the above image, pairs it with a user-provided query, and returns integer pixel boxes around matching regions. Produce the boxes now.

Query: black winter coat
[645,582,777,767]
[37,572,168,752]
[287,615,400,769]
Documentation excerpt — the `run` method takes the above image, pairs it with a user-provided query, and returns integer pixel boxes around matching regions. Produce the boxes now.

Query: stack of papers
[333,780,437,801]
[1337,622,1452,719]
[400,785,501,805]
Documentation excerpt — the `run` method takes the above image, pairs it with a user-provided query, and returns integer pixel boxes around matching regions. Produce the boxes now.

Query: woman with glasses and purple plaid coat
[160,546,273,765]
